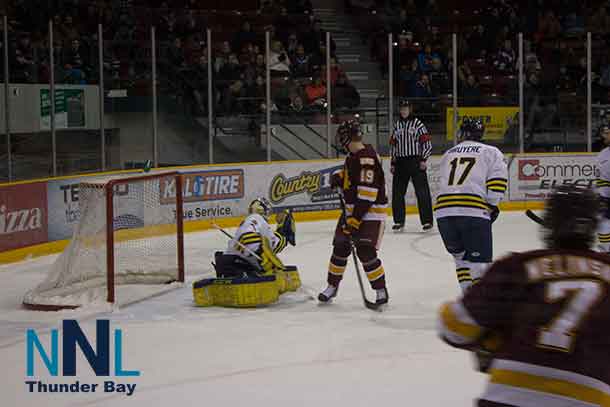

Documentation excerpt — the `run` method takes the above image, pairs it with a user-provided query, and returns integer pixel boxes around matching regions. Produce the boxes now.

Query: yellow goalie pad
[192,266,302,307]
[276,265,301,293]
[193,276,279,307]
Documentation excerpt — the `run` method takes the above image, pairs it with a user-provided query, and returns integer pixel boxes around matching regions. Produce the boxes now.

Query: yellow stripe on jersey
[434,201,490,211]
[439,302,482,341]
[239,232,262,245]
[486,178,508,188]
[357,186,379,202]
[436,194,487,203]
[489,369,610,406]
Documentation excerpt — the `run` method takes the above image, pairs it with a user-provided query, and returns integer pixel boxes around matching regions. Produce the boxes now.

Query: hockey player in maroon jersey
[318,120,389,305]
[438,185,610,406]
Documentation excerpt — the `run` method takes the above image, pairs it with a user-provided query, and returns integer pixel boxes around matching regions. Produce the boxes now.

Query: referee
[390,100,433,231]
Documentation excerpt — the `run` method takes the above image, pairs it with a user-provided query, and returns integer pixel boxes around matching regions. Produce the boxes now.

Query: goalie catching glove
[275,209,296,246]
[259,236,285,275]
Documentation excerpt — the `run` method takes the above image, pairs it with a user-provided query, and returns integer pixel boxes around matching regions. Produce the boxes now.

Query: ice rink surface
[0,212,542,407]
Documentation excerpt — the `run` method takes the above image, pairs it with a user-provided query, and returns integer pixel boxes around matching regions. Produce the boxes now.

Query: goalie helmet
[249,197,272,219]
[460,118,485,141]
[542,185,599,250]
[336,120,361,152]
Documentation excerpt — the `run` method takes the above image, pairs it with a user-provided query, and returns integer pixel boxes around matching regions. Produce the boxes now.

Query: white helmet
[248,197,272,219]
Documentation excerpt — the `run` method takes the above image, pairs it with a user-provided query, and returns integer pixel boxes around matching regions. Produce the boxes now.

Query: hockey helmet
[542,185,599,250]
[249,197,273,219]
[460,117,485,141]
[336,120,361,151]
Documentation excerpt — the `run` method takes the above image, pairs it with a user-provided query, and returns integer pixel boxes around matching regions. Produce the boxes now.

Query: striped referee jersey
[390,117,432,159]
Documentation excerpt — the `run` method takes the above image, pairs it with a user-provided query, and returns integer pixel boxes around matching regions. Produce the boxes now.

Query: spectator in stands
[333,74,360,109]
[269,41,291,74]
[462,74,482,106]
[218,53,244,85]
[428,57,449,95]
[537,10,561,42]
[245,74,266,113]
[233,21,257,55]
[158,10,178,41]
[286,94,311,119]
[417,44,439,73]
[493,39,516,74]
[400,59,420,97]
[327,57,344,86]
[61,15,80,42]
[189,53,209,116]
[63,38,88,72]
[11,33,35,82]
[291,44,310,77]
[214,41,232,73]
[465,25,490,59]
[180,9,200,39]
[301,19,325,55]
[590,6,610,37]
[286,33,299,61]
[525,72,558,137]
[414,73,432,99]
[168,37,186,68]
[305,75,327,108]
[222,80,246,114]
[271,53,291,75]
[288,0,313,14]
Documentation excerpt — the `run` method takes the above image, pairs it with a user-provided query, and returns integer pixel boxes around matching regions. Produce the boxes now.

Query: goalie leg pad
[279,265,301,292]
[193,276,279,307]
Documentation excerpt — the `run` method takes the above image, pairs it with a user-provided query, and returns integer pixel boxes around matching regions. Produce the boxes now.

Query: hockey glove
[489,205,500,223]
[259,236,285,275]
[342,217,361,236]
[276,209,296,246]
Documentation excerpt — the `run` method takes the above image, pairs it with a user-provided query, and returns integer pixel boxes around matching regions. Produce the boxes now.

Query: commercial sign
[509,154,597,200]
[40,88,86,130]
[0,182,48,251]
[446,107,519,141]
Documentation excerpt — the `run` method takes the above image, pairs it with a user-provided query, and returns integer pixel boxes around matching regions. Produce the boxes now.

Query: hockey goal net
[23,172,185,310]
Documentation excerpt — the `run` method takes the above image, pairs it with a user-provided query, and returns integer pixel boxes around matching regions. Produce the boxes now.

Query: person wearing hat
[390,100,434,231]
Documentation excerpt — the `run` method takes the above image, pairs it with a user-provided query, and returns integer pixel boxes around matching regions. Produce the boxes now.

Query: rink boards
[0,153,596,264]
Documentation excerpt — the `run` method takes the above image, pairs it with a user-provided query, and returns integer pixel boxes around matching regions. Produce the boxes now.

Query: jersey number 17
[448,157,476,186]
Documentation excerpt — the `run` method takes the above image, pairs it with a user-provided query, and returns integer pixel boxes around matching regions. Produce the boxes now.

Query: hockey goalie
[193,197,300,307]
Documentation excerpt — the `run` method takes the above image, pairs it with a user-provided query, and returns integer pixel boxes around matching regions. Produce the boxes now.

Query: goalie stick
[525,209,545,226]
[337,191,384,311]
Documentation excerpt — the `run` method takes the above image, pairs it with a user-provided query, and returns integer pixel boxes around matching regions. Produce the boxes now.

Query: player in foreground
[318,121,389,305]
[213,197,295,278]
[595,124,610,253]
[438,185,610,406]
[434,118,508,292]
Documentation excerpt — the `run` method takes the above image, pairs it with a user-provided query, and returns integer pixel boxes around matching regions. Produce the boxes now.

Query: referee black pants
[392,156,433,226]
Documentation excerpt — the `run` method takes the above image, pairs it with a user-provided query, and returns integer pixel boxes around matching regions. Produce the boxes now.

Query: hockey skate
[391,223,404,232]
[318,285,338,303]
[375,288,389,305]
[422,223,433,231]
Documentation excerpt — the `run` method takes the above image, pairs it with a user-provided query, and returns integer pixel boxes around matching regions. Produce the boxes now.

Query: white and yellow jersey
[434,141,508,220]
[595,146,610,199]
[225,214,287,260]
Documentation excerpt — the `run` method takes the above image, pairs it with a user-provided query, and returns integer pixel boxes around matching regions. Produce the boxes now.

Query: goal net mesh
[24,173,181,308]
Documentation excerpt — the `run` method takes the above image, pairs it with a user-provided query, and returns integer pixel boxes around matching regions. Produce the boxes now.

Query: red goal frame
[23,172,184,311]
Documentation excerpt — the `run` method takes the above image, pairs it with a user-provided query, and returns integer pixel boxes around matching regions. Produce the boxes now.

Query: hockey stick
[525,209,545,226]
[211,222,263,261]
[337,191,382,311]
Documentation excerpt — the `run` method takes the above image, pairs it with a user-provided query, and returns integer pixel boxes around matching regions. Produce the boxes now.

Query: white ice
[0,212,541,407]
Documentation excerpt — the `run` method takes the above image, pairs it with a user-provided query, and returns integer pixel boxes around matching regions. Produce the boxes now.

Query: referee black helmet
[460,117,485,141]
